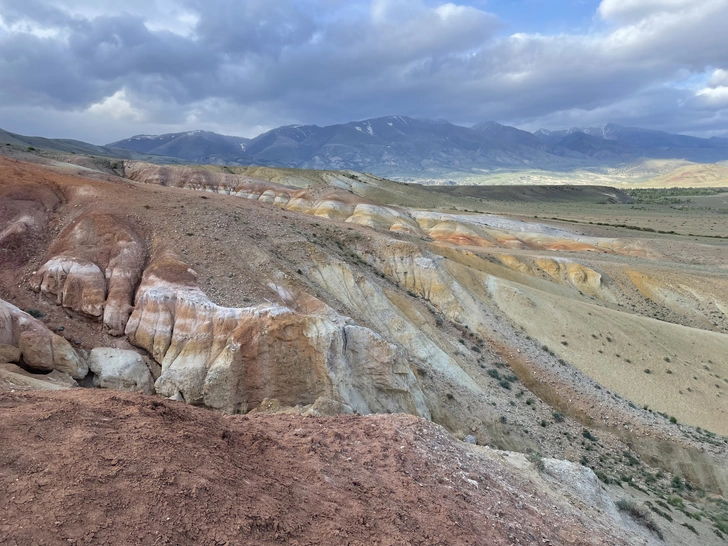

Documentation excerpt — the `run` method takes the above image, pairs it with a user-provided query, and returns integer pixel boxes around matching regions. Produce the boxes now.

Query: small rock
[464,435,478,445]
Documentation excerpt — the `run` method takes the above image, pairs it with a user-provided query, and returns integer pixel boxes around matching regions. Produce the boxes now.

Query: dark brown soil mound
[0,389,626,546]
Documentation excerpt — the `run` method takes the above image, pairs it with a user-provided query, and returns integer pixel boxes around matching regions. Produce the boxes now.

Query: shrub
[487,369,501,380]
[26,309,46,319]
[667,495,684,508]
[616,500,663,539]
[527,451,545,472]
[552,411,565,423]
[582,429,598,442]
[499,379,511,390]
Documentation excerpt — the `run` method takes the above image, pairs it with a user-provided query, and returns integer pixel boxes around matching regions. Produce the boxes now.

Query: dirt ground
[0,388,636,546]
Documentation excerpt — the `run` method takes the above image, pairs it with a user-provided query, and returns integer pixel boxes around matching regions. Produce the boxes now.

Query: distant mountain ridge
[4,118,728,179]
[107,130,250,162]
[107,118,728,176]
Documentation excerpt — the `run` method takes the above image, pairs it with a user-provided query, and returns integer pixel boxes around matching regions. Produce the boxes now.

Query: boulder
[1,299,87,379]
[0,363,75,391]
[0,364,69,391]
[0,343,21,363]
[88,348,155,394]
[18,329,88,380]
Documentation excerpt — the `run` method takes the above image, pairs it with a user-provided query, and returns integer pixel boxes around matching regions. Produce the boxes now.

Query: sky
[1,0,727,143]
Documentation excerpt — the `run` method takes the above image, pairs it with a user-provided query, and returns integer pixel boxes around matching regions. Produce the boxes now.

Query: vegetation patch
[615,500,663,540]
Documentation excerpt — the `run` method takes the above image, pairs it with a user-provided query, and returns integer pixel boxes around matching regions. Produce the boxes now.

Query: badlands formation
[1,148,728,545]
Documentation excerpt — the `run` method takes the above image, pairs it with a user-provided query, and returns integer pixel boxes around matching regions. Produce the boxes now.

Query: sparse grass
[616,500,663,539]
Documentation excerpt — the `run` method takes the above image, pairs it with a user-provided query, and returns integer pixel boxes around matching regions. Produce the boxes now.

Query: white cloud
[598,0,696,23]
[87,90,145,122]
[707,68,728,88]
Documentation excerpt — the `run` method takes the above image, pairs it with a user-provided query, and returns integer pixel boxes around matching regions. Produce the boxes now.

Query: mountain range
[4,117,728,180]
[107,117,728,177]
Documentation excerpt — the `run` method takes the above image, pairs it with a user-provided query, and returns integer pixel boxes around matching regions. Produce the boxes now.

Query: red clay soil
[0,389,627,546]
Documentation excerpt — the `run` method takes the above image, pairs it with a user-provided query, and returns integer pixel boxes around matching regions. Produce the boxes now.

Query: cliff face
[124,248,429,416]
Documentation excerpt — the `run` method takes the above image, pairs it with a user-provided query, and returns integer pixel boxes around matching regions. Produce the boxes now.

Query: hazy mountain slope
[0,128,134,157]
[0,128,186,164]
[108,130,250,162]
[238,116,584,176]
[537,124,728,163]
[8,118,728,182]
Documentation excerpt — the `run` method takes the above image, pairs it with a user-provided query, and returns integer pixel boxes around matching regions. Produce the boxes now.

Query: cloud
[0,0,727,143]
[87,90,145,121]
[598,0,697,23]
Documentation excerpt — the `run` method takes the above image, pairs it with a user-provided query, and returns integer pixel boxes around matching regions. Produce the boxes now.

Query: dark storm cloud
[0,0,727,142]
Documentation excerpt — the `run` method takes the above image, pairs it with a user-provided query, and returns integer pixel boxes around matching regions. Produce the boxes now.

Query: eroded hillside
[2,152,728,545]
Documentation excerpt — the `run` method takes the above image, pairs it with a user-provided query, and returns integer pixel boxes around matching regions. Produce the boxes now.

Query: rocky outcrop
[30,212,145,335]
[124,248,429,416]
[88,348,155,394]
[0,299,87,379]
[542,458,621,522]
[0,343,21,363]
